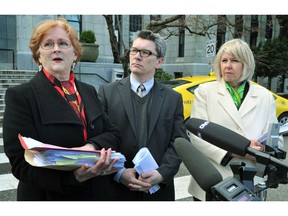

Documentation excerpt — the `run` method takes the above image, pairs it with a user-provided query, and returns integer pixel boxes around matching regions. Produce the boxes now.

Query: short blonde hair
[214,39,255,82]
[29,18,83,66]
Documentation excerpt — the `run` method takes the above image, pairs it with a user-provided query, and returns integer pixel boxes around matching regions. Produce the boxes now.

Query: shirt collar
[130,75,154,97]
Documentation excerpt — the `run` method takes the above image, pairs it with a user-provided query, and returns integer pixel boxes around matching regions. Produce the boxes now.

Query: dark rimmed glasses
[129,48,158,58]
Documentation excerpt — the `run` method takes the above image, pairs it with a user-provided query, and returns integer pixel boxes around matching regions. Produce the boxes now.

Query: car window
[186,80,215,94]
[187,85,199,94]
[160,80,190,88]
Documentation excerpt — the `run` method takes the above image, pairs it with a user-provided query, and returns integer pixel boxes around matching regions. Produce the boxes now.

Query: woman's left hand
[73,148,118,183]
[250,139,265,151]
[244,139,265,160]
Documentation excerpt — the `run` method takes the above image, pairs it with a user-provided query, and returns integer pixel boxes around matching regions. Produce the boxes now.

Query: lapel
[148,82,165,140]
[75,80,102,127]
[119,77,138,135]
[238,81,258,118]
[217,79,257,130]
[30,71,100,126]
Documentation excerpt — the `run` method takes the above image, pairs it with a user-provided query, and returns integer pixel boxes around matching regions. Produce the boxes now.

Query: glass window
[216,15,227,52]
[265,15,273,40]
[114,15,122,52]
[57,15,82,36]
[178,16,185,57]
[129,15,142,44]
[234,15,243,38]
[179,28,185,57]
[250,15,258,48]
[129,15,142,32]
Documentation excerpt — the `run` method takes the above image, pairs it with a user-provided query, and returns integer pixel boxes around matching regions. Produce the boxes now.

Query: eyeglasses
[40,40,72,50]
[129,48,158,58]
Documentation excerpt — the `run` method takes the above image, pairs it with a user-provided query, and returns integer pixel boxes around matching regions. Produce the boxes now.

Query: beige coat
[187,78,283,201]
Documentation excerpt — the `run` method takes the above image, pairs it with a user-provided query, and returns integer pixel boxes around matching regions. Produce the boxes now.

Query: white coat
[187,78,284,201]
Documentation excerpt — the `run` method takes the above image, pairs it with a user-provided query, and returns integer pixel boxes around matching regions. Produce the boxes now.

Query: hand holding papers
[18,134,126,173]
[132,147,160,194]
[258,122,288,144]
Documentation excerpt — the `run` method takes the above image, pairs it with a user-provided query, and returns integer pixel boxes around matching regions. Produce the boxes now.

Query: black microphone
[173,137,223,192]
[186,117,288,180]
[186,118,250,157]
[174,137,262,201]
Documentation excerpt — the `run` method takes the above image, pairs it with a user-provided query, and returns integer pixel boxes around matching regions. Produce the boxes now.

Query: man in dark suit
[98,30,187,201]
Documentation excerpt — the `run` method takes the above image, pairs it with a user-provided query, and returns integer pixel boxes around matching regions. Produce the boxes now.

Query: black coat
[3,71,121,201]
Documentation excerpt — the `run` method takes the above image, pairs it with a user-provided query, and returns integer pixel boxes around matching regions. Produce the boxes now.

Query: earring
[38,64,43,72]
[71,61,76,71]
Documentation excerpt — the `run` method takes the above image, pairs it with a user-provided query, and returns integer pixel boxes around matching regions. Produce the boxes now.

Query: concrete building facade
[0,15,281,78]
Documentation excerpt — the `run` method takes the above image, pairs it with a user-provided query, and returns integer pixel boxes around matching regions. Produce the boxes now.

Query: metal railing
[0,49,15,70]
[74,72,110,83]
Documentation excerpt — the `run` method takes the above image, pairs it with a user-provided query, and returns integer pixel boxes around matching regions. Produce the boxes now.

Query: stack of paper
[133,147,160,194]
[18,134,126,173]
[34,149,125,167]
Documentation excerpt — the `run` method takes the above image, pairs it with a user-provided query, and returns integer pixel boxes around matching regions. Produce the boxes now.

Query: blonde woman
[187,39,284,201]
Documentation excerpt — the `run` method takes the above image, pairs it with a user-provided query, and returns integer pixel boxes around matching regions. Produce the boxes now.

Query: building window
[57,15,82,36]
[265,15,273,40]
[114,15,122,52]
[234,15,243,38]
[178,15,185,58]
[129,15,142,32]
[250,15,258,48]
[178,28,185,57]
[129,15,142,43]
[216,15,227,51]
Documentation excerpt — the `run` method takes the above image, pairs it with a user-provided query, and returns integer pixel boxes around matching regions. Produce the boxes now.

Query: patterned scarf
[43,69,87,141]
[225,81,246,109]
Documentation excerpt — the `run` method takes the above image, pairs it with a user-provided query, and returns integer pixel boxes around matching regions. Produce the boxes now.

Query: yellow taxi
[161,73,288,125]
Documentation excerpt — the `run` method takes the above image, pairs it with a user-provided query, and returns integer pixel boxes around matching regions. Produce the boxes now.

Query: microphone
[174,137,261,201]
[186,118,250,157]
[186,118,288,181]
[173,137,223,192]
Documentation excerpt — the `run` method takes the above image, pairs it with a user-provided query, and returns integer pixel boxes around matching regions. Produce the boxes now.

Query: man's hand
[138,170,164,186]
[120,168,152,192]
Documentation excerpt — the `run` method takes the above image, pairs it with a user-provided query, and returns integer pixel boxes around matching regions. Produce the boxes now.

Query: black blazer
[98,76,187,201]
[3,71,121,201]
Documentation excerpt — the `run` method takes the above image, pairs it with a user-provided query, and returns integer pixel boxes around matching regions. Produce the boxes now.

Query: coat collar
[217,79,258,128]
[30,71,101,126]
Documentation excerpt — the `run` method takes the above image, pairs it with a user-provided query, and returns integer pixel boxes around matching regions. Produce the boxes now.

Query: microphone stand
[211,142,288,201]
[231,123,288,201]
[186,118,288,201]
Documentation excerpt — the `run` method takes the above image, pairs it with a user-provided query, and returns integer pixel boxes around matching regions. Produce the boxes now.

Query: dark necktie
[137,84,145,98]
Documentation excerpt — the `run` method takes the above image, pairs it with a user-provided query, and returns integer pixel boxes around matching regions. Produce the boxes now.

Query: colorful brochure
[18,134,126,173]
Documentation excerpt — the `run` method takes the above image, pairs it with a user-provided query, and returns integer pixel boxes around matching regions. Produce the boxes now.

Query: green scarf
[225,82,246,109]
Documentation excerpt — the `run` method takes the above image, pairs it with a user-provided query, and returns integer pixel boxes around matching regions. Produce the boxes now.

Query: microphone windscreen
[186,118,250,156]
[173,137,223,192]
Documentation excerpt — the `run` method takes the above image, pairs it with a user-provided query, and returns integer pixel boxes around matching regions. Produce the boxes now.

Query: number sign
[206,39,216,58]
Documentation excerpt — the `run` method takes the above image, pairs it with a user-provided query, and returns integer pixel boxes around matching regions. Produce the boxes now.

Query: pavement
[1,132,288,202]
